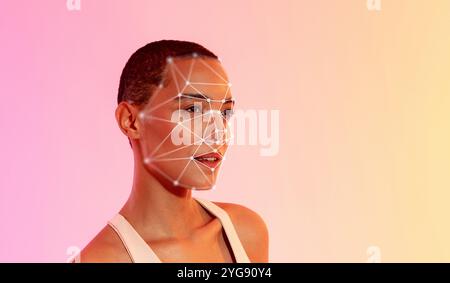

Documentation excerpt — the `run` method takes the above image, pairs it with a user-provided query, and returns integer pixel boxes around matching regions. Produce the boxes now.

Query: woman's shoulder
[78,224,131,263]
[211,200,269,262]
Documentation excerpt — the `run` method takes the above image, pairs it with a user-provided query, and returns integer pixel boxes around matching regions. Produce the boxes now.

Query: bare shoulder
[79,225,131,263]
[212,200,269,262]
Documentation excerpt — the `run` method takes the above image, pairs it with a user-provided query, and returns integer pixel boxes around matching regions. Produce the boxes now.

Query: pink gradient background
[1,0,450,262]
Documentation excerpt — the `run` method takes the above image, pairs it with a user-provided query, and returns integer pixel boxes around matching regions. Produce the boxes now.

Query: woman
[80,40,269,263]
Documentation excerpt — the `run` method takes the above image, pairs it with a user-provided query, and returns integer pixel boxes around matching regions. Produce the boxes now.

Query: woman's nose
[202,110,228,145]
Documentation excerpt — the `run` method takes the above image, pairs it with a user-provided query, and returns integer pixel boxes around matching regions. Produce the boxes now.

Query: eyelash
[223,109,234,119]
[184,105,234,118]
[185,105,202,113]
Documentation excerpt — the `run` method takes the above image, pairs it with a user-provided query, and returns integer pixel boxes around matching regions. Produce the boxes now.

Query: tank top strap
[107,198,251,263]
[194,198,251,263]
[108,214,161,263]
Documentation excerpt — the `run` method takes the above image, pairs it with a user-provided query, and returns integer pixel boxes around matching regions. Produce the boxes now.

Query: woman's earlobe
[115,102,141,140]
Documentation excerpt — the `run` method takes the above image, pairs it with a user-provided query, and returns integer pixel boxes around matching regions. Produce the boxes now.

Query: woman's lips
[193,152,222,169]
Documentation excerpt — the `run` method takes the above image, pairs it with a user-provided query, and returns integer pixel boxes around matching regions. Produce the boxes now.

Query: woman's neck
[118,155,209,242]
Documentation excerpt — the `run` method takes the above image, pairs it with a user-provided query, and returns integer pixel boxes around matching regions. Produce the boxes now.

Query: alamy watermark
[366,245,381,263]
[167,103,280,157]
[366,0,381,11]
[66,0,81,11]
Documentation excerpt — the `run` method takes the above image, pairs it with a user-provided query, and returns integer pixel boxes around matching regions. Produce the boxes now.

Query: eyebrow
[179,92,234,104]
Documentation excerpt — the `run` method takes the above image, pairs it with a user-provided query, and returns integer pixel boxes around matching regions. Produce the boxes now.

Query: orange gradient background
[1,0,450,262]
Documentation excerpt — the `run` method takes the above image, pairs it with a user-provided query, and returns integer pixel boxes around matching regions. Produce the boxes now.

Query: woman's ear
[115,101,142,140]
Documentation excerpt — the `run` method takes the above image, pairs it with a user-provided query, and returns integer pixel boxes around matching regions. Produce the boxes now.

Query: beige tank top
[107,197,251,263]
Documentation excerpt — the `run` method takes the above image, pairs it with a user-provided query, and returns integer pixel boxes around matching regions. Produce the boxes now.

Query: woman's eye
[186,105,202,113]
[222,109,234,119]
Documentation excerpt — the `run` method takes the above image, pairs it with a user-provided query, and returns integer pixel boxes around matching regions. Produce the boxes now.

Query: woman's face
[138,56,234,190]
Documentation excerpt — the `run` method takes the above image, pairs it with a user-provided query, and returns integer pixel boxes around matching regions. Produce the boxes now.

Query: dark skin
[79,57,269,263]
